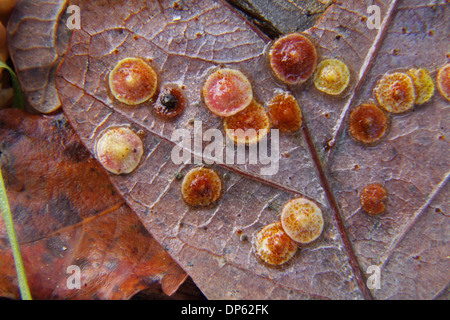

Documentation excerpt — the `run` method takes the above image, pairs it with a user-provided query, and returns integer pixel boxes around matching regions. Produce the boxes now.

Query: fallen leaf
[0,109,187,299]
[7,0,450,299]
[7,0,70,113]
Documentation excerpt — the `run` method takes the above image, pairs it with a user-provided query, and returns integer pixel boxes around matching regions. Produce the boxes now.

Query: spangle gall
[153,83,186,119]
[348,103,388,145]
[437,63,450,101]
[223,100,270,145]
[313,59,350,95]
[406,68,435,105]
[360,183,387,215]
[374,72,416,113]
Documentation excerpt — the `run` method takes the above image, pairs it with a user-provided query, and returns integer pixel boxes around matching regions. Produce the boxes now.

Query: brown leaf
[55,0,366,300]
[227,0,330,37]
[0,109,187,299]
[7,0,450,300]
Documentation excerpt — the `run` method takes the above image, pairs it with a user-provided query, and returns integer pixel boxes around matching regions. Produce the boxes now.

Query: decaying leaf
[227,0,331,37]
[7,0,69,113]
[301,0,449,299]
[5,0,449,300]
[0,109,187,299]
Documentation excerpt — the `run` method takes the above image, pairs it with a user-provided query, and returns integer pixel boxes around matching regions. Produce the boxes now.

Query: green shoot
[0,168,32,300]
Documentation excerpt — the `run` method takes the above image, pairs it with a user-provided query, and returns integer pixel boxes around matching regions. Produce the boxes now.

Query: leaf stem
[0,168,32,300]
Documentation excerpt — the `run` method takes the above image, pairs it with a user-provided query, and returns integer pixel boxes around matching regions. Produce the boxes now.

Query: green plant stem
[0,60,25,110]
[0,168,32,300]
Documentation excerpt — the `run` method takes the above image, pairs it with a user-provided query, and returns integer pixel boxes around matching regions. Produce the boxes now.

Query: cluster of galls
[269,32,352,96]
[202,67,272,144]
[202,66,303,145]
[201,32,357,145]
[94,31,337,176]
[93,32,352,268]
[179,164,321,268]
[349,63,449,217]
